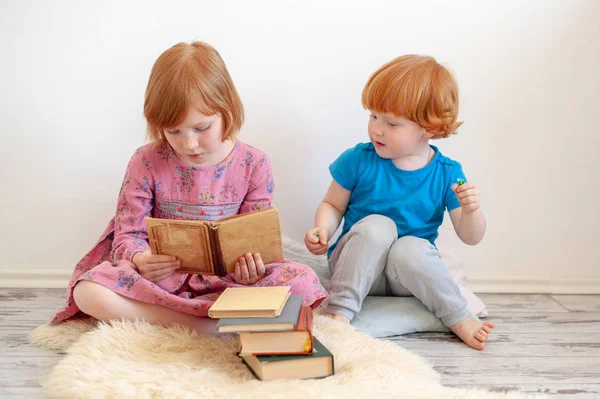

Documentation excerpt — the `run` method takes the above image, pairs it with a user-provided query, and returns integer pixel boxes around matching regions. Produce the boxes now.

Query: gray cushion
[283,236,455,337]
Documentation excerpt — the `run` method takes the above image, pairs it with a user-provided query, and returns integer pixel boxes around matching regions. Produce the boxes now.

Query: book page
[147,220,215,274]
[216,208,284,272]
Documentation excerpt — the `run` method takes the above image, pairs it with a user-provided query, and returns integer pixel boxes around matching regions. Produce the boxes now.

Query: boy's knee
[386,236,429,272]
[351,215,397,246]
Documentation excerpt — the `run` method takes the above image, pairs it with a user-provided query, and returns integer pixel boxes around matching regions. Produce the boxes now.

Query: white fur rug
[30,312,543,399]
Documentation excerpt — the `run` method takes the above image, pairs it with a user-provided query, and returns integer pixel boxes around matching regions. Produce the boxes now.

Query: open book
[145,208,284,276]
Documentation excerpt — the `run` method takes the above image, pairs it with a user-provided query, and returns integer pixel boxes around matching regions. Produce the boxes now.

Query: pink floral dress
[51,141,327,323]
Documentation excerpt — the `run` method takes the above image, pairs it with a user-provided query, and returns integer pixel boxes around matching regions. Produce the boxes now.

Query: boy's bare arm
[449,181,486,245]
[449,207,487,245]
[316,181,350,238]
[305,180,351,254]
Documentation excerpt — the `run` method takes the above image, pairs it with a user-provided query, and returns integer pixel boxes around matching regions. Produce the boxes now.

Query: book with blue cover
[240,337,334,380]
[216,295,303,333]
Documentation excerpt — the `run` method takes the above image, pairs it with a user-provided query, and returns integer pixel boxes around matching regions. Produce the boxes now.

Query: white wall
[1,0,599,292]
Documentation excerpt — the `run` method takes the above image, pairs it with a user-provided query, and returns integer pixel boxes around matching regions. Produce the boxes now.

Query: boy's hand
[304,227,329,255]
[234,253,266,285]
[132,250,181,282]
[452,181,481,215]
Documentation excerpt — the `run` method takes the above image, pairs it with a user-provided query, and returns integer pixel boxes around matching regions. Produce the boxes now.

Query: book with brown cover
[237,304,314,356]
[145,207,283,276]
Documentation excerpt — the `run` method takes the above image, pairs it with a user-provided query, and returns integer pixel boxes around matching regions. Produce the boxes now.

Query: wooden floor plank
[480,312,600,334]
[552,295,600,312]
[1,308,60,329]
[0,387,48,398]
[1,328,65,358]
[388,332,600,357]
[427,356,600,385]
[0,357,58,388]
[446,384,600,398]
[477,294,569,313]
[0,288,65,310]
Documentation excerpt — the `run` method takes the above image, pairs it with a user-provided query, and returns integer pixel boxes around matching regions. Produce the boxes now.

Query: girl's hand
[452,181,481,215]
[132,250,181,282]
[234,253,266,285]
[304,227,329,255]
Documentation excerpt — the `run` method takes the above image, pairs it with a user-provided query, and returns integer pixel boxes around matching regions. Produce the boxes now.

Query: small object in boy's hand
[456,178,465,186]
[313,232,320,239]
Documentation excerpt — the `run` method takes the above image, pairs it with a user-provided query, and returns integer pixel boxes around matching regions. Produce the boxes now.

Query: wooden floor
[1,289,599,398]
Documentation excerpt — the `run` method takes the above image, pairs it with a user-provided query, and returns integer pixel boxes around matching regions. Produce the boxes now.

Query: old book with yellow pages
[145,207,283,276]
[240,337,334,381]
[237,304,314,356]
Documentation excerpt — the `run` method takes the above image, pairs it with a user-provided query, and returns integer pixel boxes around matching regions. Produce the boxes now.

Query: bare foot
[326,312,350,324]
[450,316,494,350]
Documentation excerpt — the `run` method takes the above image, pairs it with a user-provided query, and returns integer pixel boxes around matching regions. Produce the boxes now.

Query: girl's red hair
[144,42,244,145]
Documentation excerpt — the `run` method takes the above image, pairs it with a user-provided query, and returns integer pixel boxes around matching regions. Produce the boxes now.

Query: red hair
[144,41,244,145]
[362,55,463,138]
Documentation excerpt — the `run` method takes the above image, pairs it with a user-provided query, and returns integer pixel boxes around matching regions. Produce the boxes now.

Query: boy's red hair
[144,41,244,145]
[362,55,462,138]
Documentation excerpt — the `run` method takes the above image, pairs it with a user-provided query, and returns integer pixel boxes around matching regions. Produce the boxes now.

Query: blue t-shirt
[329,143,466,256]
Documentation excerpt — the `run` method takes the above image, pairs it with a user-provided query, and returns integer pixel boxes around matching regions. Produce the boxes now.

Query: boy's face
[163,107,230,167]
[367,111,429,159]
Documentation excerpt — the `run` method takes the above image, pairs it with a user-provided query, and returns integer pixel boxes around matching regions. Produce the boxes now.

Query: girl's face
[164,108,233,167]
[367,111,429,159]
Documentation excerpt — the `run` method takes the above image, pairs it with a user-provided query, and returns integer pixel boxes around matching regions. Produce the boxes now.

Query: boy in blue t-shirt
[305,55,494,350]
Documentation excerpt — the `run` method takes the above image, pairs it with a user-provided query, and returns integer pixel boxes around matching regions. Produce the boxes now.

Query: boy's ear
[423,129,435,139]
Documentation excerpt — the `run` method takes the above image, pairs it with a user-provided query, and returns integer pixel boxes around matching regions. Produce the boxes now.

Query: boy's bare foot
[450,316,494,350]
[326,312,350,324]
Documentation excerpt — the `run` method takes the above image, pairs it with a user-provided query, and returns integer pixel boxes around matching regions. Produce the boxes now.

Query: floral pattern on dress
[142,156,152,172]
[252,200,269,211]
[198,186,216,204]
[116,269,141,291]
[240,151,255,168]
[156,145,173,162]
[174,166,196,193]
[119,178,130,196]
[219,183,239,203]
[154,181,165,200]
[136,175,152,198]
[266,171,274,194]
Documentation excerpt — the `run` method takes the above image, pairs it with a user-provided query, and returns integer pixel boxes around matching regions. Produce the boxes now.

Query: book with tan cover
[208,286,291,319]
[238,304,314,356]
[145,208,284,276]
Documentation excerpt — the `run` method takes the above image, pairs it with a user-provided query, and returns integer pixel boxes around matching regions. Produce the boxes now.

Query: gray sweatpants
[327,214,471,327]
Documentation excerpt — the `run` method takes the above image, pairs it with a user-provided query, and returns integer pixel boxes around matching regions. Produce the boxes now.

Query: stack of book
[208,286,334,381]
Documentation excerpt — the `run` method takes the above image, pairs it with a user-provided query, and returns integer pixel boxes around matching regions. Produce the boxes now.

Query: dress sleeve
[239,153,274,214]
[111,149,154,262]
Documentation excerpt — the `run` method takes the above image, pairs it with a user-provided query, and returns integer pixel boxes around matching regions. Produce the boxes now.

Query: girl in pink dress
[50,41,327,334]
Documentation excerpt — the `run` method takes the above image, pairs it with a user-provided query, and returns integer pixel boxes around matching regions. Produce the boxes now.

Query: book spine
[208,224,226,276]
[240,356,262,381]
[296,305,314,353]
[147,225,158,255]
